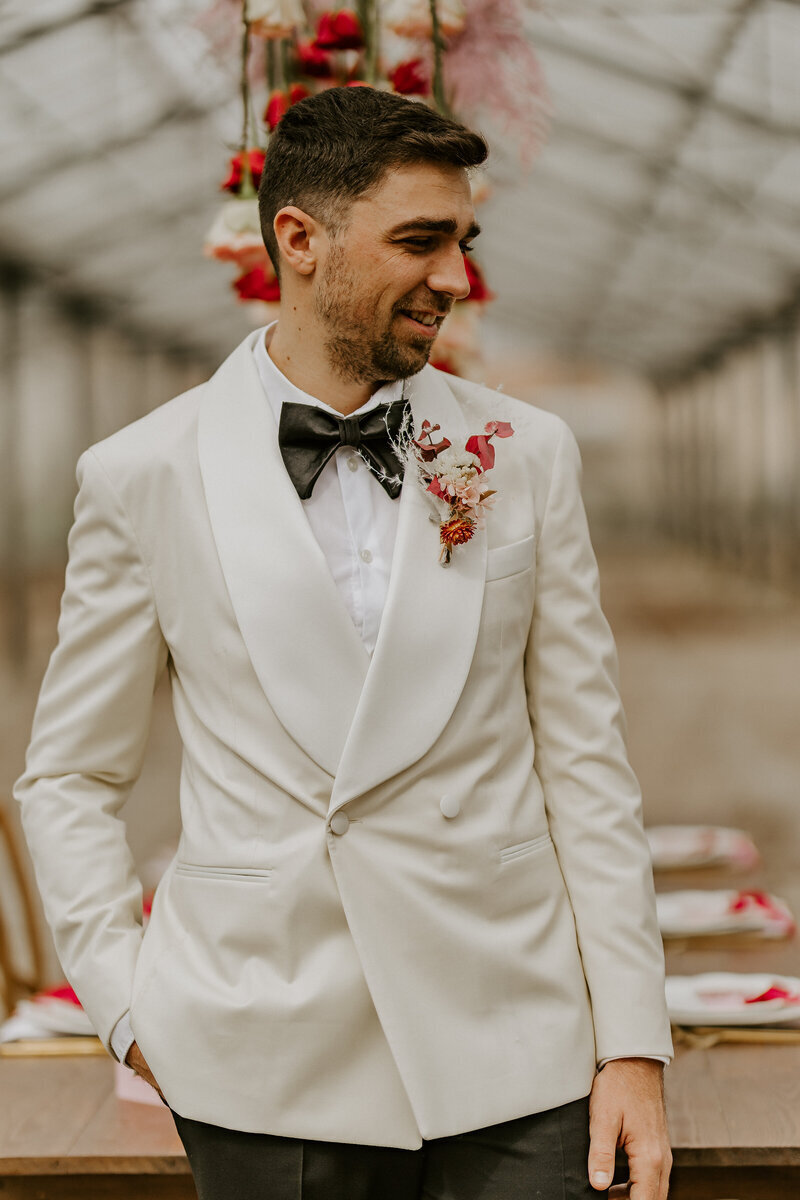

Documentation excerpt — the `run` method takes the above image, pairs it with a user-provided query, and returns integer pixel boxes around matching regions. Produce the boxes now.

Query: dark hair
[258,87,488,277]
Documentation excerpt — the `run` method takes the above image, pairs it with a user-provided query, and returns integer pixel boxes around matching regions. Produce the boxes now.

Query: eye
[401,238,435,251]
[460,242,475,255]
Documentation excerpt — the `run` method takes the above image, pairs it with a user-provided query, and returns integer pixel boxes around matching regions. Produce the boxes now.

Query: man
[16,88,672,1199]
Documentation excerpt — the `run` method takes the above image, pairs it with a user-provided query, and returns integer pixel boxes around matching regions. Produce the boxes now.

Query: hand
[125,1040,165,1101]
[588,1058,671,1198]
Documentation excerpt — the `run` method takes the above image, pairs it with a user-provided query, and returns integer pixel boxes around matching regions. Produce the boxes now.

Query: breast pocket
[486,535,535,582]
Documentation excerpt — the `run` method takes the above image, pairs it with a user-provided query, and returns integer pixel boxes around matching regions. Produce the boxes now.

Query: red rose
[314,9,364,50]
[233,266,281,303]
[289,82,311,105]
[220,148,266,194]
[264,90,290,130]
[463,254,495,303]
[296,40,333,78]
[389,59,430,96]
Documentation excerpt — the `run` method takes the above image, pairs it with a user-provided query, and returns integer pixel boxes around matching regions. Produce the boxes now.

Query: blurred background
[1,0,800,988]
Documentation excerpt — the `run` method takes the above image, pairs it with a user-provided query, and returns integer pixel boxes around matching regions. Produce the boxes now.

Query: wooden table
[0,1056,195,1198]
[2,1041,800,1199]
[2,864,799,1198]
[657,863,800,1198]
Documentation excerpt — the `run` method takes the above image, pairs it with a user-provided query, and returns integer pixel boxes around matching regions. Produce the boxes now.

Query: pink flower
[466,420,515,471]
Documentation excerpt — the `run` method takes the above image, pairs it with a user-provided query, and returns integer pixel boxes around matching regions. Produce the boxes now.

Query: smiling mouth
[397,309,446,336]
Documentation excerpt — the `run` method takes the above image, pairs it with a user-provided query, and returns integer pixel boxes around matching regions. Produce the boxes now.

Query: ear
[273,206,323,278]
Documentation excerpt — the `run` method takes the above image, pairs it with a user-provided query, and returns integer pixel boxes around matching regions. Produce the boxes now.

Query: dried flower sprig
[408,417,514,564]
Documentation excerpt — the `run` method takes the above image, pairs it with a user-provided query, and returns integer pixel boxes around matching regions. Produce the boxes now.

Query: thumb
[588,1114,620,1192]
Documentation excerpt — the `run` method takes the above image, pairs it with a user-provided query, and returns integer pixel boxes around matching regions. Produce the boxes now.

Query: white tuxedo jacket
[16,330,672,1148]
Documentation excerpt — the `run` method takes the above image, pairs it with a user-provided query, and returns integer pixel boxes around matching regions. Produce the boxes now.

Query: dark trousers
[171,1094,606,1200]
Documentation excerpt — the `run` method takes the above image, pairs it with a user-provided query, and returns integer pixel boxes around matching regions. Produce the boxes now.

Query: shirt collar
[252,322,405,425]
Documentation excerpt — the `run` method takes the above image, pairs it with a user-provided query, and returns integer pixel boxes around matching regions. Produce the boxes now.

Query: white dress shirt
[111,324,666,1071]
[253,323,405,656]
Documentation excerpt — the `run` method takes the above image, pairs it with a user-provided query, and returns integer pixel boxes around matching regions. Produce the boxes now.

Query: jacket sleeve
[524,421,673,1063]
[14,448,168,1052]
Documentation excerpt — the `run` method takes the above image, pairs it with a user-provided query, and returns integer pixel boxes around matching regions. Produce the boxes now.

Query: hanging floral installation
[201,0,549,375]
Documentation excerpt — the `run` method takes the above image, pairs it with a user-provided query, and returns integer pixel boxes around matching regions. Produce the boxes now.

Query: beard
[314,241,451,385]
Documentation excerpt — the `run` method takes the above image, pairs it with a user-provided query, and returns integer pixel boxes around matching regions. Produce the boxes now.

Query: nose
[426,245,471,302]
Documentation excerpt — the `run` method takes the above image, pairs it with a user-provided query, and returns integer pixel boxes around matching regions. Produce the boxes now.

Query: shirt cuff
[110,1010,135,1065]
[597,1055,670,1070]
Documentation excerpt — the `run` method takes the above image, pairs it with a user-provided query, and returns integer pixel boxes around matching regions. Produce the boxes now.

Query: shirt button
[440,795,461,819]
[330,811,350,836]
[360,549,373,564]
[347,456,359,472]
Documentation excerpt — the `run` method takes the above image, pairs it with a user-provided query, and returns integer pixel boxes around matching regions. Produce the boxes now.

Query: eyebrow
[387,217,482,240]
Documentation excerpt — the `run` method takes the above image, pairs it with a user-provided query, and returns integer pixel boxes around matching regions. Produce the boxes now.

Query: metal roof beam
[529,7,800,142]
[551,115,800,232]
[0,0,136,58]
[0,103,211,208]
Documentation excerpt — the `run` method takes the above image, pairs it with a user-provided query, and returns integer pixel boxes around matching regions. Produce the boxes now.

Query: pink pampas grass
[443,0,549,165]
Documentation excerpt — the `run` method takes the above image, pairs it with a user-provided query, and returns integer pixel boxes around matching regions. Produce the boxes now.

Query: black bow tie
[278,400,409,500]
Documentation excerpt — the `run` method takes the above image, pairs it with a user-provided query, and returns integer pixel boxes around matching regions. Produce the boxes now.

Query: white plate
[666,973,800,1026]
[647,825,760,870]
[656,889,794,937]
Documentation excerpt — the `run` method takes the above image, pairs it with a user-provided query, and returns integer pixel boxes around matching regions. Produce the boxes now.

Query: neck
[268,309,377,416]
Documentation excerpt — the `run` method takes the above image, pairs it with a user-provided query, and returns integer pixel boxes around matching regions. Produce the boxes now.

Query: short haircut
[258,87,488,277]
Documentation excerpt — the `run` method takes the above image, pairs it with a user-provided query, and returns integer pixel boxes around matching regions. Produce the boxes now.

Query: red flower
[265,84,312,130]
[430,358,458,375]
[289,82,311,105]
[463,254,495,302]
[35,983,82,1007]
[314,9,364,50]
[264,90,290,130]
[389,59,430,96]
[233,266,281,302]
[221,148,266,194]
[296,40,334,78]
[346,80,373,87]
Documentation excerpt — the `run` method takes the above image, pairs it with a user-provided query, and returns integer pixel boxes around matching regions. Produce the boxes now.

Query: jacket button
[330,811,350,836]
[440,794,461,819]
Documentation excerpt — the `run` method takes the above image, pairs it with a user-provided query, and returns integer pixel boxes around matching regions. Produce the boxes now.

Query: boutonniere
[409,418,515,565]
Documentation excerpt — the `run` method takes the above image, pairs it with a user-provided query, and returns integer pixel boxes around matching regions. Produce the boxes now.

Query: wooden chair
[0,802,46,1017]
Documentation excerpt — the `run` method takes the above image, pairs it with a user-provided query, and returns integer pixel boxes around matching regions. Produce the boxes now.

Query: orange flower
[440,515,475,548]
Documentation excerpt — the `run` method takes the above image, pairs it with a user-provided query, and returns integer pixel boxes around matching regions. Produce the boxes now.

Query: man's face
[313,162,479,384]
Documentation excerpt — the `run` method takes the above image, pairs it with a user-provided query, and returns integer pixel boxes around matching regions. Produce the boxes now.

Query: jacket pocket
[486,534,535,582]
[174,862,273,882]
[499,832,553,865]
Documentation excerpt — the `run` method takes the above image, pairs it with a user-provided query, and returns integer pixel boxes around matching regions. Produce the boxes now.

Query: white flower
[383,0,466,39]
[246,0,305,38]
[204,198,272,272]
[429,448,481,500]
